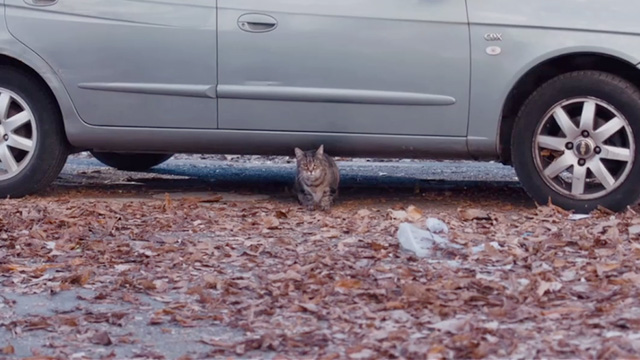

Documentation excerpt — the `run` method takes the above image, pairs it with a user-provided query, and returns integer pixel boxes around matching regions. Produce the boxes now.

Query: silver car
[0,0,638,212]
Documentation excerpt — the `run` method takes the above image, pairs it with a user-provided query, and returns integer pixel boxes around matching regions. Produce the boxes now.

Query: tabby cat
[294,145,340,211]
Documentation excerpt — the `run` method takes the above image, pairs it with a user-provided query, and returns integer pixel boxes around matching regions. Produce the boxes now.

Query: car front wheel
[512,71,640,212]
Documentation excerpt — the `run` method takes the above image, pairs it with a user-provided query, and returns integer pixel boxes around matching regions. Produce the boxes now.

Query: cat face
[295,145,325,180]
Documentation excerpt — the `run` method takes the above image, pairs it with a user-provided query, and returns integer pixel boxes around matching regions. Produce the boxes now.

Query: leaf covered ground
[1,168,640,359]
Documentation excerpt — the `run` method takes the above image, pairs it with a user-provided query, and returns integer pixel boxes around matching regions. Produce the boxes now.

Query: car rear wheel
[0,68,68,198]
[90,151,173,171]
[512,71,640,212]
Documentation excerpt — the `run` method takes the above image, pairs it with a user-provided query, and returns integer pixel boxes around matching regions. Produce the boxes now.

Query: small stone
[428,317,470,334]
[389,310,414,323]
[89,331,112,346]
[482,321,500,331]
[357,209,372,217]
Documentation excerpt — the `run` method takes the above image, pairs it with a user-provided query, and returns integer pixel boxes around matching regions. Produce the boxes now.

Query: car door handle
[23,0,58,6]
[238,13,278,33]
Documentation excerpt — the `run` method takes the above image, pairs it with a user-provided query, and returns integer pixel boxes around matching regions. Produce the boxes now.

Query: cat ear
[294,147,304,160]
[316,144,324,156]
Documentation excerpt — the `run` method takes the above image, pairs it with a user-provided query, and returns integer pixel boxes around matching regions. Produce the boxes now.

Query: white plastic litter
[426,217,449,234]
[569,214,591,221]
[471,241,504,254]
[397,223,461,258]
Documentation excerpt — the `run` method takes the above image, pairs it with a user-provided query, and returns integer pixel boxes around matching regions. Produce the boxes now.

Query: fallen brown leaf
[459,208,491,221]
[268,270,302,282]
[385,301,406,310]
[200,338,236,348]
[403,283,428,298]
[1,344,14,355]
[65,269,92,286]
[198,195,223,203]
[346,345,376,359]
[298,303,319,313]
[406,205,423,221]
[596,263,621,277]
[138,279,157,291]
[186,286,213,304]
[541,307,587,316]
[335,279,362,289]
[537,281,562,297]
[263,216,280,229]
[388,209,408,221]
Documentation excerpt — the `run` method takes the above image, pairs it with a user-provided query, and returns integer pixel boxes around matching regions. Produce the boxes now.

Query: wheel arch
[0,53,61,110]
[498,49,640,165]
[0,46,84,148]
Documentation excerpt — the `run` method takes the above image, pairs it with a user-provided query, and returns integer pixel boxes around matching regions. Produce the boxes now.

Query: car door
[5,0,218,129]
[217,0,470,136]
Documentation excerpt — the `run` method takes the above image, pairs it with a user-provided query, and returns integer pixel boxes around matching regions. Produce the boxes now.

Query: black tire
[0,67,68,198]
[91,151,173,171]
[512,71,640,212]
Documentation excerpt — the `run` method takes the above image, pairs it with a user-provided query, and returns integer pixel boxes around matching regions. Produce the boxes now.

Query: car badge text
[484,33,503,41]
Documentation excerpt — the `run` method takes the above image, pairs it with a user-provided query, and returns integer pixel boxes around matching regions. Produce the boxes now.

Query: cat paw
[320,201,333,212]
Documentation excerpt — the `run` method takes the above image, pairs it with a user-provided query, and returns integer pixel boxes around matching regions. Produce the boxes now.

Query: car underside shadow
[50,157,534,209]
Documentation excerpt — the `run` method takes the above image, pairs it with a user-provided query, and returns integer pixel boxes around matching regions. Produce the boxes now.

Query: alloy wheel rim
[533,97,635,200]
[0,88,37,181]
